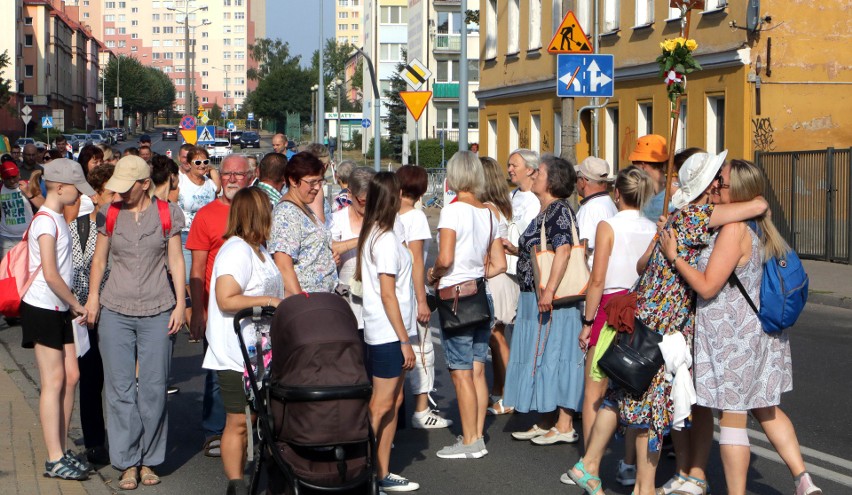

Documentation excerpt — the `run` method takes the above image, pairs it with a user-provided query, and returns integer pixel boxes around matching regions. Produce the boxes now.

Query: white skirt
[487,272,520,325]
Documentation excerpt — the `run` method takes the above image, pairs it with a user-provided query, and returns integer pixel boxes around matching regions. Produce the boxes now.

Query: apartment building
[361,0,408,138]
[72,0,264,114]
[407,0,480,146]
[0,0,103,135]
[477,0,851,167]
[336,0,363,47]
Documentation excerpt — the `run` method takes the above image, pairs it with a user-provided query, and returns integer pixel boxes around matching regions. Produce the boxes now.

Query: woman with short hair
[269,152,338,295]
[203,187,284,495]
[333,159,357,211]
[427,151,506,459]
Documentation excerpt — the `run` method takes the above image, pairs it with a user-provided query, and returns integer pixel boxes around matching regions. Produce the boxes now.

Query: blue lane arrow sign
[556,54,615,98]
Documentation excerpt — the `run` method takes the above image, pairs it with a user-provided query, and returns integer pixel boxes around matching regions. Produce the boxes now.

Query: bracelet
[399,340,411,346]
[581,317,595,326]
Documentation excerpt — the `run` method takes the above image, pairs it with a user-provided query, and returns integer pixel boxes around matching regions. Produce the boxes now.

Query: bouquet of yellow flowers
[656,37,701,103]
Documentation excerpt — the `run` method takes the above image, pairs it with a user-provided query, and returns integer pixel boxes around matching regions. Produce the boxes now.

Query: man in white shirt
[575,157,617,268]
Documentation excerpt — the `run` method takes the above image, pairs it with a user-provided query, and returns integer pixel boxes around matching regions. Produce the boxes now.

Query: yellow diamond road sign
[402,58,432,91]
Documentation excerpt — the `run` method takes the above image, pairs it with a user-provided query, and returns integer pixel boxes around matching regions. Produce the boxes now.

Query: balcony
[434,34,461,53]
[433,82,460,99]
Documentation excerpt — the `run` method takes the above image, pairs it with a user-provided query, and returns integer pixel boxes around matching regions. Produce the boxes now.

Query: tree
[0,50,12,115]
[310,39,363,111]
[210,102,223,122]
[244,63,313,127]
[247,38,301,81]
[383,52,408,161]
[103,56,175,115]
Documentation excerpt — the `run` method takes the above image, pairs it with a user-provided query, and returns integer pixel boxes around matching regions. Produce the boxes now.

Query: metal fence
[426,167,446,199]
[755,147,852,263]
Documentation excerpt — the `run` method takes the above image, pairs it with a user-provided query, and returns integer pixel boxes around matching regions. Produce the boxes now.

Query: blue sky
[266,0,336,67]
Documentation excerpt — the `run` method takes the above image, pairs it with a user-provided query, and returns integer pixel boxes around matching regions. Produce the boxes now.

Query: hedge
[409,138,459,168]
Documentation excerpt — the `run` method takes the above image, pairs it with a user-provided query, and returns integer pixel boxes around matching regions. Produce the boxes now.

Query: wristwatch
[581,317,595,326]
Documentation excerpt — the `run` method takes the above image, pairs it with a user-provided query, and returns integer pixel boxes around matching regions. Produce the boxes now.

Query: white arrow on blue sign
[227,121,236,131]
[247,113,254,120]
[42,116,54,128]
[361,118,371,128]
[556,54,615,98]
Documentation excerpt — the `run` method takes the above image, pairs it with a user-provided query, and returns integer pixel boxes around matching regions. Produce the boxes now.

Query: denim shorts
[366,341,404,379]
[440,321,490,370]
[180,230,191,284]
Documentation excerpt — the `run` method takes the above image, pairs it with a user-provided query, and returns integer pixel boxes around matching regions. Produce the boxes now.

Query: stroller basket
[234,293,378,495]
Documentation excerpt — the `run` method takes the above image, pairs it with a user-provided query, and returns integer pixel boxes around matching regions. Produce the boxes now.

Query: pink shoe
[795,473,822,495]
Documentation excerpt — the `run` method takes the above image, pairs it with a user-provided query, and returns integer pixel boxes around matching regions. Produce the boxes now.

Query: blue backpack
[729,224,809,334]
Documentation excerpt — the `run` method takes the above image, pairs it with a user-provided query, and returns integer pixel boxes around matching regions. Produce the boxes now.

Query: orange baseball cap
[628,134,668,163]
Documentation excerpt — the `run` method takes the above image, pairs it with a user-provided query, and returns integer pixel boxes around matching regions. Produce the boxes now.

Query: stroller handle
[233,306,277,334]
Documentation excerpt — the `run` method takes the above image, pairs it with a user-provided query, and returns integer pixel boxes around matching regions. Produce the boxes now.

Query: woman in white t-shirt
[330,167,375,329]
[178,147,218,282]
[356,172,419,492]
[202,188,284,495]
[427,151,506,460]
[505,149,542,278]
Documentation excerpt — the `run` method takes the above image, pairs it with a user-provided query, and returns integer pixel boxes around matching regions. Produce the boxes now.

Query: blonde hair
[446,150,484,196]
[224,188,273,260]
[615,166,655,210]
[478,156,512,219]
[728,159,790,260]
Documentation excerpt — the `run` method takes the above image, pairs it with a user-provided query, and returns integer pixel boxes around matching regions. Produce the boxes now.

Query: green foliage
[244,64,312,127]
[383,52,408,161]
[310,39,362,111]
[247,38,301,81]
[465,9,480,25]
[410,138,459,168]
[210,102,223,121]
[366,137,393,159]
[0,50,12,114]
[350,58,363,99]
[103,55,175,114]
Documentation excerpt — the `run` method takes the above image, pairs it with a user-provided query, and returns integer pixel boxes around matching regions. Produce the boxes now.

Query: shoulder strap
[105,203,121,237]
[729,272,760,315]
[155,198,172,238]
[24,211,59,242]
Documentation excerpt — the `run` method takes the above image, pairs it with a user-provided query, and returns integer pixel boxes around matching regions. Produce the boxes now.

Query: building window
[163,26,173,33]
[603,0,620,32]
[635,0,653,26]
[24,16,33,25]
[105,28,116,35]
[131,33,138,39]
[339,0,348,5]
[638,102,653,136]
[25,34,33,46]
[152,13,160,21]
[351,23,358,30]
[131,7,138,13]
[437,108,448,129]
[339,12,348,19]
[604,106,619,170]
[379,43,403,62]
[487,119,498,158]
[131,20,138,26]
[507,0,520,55]
[529,0,542,51]
[339,23,347,31]
[707,95,725,154]
[202,97,209,103]
[105,2,115,8]
[380,6,407,24]
[668,6,681,20]
[704,0,727,12]
[530,113,541,153]
[485,0,497,59]
[235,52,245,60]
[223,39,231,46]
[25,65,34,78]
[83,12,90,18]
[676,100,687,151]
[235,12,245,19]
[202,84,209,90]
[509,115,520,151]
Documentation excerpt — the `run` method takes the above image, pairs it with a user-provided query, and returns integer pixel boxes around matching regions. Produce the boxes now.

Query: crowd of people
[0,130,822,495]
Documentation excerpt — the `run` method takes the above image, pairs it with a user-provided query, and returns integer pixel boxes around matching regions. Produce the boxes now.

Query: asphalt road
[119,130,270,162]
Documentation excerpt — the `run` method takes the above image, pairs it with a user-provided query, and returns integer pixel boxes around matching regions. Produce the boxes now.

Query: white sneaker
[411,410,452,429]
[616,459,636,486]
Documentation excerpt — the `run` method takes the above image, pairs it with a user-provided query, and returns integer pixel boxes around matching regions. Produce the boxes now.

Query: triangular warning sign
[547,11,593,54]
[399,91,432,121]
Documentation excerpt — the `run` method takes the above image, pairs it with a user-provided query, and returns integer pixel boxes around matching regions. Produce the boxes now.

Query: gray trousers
[99,307,172,470]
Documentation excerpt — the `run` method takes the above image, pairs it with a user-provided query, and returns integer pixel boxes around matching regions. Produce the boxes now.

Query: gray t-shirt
[96,200,186,316]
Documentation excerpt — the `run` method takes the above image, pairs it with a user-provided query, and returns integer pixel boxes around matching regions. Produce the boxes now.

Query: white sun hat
[671,150,728,209]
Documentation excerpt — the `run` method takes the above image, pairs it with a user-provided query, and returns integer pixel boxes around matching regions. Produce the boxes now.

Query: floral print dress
[268,201,338,293]
[608,203,714,452]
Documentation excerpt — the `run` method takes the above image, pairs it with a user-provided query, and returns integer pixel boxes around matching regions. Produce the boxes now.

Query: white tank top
[602,210,657,293]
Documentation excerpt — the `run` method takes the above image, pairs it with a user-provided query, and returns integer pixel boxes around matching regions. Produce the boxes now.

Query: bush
[409,138,459,168]
[365,137,394,159]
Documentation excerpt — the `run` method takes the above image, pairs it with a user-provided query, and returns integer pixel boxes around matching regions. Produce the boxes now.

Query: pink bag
[0,212,57,317]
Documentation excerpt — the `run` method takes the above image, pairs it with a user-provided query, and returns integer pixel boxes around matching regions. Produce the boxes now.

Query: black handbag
[597,318,664,397]
[436,278,491,330]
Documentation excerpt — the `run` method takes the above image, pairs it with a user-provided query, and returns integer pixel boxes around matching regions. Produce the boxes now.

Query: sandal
[657,473,688,494]
[672,477,708,495]
[486,398,515,416]
[203,435,222,457]
[567,458,602,495]
[139,466,161,486]
[118,467,138,490]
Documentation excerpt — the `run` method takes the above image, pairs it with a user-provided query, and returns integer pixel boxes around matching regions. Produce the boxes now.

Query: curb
[807,291,852,311]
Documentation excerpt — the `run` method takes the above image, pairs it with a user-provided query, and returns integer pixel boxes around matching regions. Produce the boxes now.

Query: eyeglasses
[193,159,210,166]
[221,171,249,179]
[716,172,730,190]
[300,178,327,189]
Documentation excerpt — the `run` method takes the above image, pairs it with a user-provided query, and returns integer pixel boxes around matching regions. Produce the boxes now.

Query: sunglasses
[193,159,210,166]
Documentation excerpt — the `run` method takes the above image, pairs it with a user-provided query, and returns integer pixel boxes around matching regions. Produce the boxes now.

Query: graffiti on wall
[752,117,776,152]
[621,126,637,164]
[542,130,551,152]
[519,128,530,149]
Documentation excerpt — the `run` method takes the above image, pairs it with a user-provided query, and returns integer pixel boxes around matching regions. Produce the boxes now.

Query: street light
[310,84,319,142]
[328,78,344,162]
[209,66,231,123]
[167,2,208,114]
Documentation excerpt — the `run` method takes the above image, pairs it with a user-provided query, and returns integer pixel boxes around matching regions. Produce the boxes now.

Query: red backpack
[0,212,58,317]
[105,198,172,237]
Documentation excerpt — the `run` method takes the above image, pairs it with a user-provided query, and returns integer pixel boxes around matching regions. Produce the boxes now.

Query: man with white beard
[185,154,255,458]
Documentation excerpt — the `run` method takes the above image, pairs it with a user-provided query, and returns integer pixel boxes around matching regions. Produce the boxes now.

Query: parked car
[228,130,243,144]
[162,128,178,141]
[215,126,229,138]
[206,139,231,161]
[111,128,126,141]
[102,129,118,143]
[239,131,260,149]
[91,129,113,145]
[87,134,105,146]
[72,134,91,151]
[15,137,35,148]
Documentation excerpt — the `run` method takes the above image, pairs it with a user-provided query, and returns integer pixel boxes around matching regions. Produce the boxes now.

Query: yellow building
[477,0,852,168]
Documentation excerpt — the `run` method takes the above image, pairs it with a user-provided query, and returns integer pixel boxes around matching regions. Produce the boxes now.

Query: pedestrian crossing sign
[42,116,54,128]
[197,126,216,145]
[547,11,593,54]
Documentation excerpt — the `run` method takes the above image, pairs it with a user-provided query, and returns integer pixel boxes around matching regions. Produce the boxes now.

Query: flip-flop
[203,435,222,457]
[486,398,515,415]
[567,459,602,495]
[118,467,138,490]
[139,466,160,486]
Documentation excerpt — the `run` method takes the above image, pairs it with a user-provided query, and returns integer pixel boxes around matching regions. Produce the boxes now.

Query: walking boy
[20,158,95,480]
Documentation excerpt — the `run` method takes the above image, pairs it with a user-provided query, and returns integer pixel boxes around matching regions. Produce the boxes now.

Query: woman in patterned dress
[566,151,771,495]
[660,159,821,495]
[269,152,338,295]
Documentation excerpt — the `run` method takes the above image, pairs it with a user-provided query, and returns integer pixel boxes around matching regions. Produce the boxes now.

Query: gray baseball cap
[43,158,96,196]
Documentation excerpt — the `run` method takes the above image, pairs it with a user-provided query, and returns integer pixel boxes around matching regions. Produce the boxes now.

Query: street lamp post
[328,78,343,163]
[210,66,230,124]
[310,84,319,142]
[168,2,208,114]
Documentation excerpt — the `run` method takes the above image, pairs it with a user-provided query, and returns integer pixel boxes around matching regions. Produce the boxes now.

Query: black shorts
[217,369,249,414]
[20,301,74,350]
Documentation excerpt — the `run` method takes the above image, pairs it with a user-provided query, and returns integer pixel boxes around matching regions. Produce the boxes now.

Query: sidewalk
[802,259,852,310]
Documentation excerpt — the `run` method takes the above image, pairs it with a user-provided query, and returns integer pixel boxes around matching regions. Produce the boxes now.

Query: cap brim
[104,177,135,194]
[75,182,96,196]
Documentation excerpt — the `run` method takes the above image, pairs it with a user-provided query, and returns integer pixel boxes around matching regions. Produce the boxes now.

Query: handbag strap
[729,272,760,316]
[538,200,579,249]
[531,312,552,378]
[483,207,493,278]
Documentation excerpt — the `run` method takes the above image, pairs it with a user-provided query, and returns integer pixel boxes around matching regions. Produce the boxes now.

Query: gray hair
[509,148,540,170]
[336,160,356,184]
[299,142,330,159]
[446,150,484,195]
[221,153,250,171]
[348,166,376,198]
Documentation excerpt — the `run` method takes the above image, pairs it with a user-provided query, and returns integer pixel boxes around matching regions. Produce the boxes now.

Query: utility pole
[457,0,468,150]
[183,13,190,112]
[560,0,577,164]
[317,0,325,144]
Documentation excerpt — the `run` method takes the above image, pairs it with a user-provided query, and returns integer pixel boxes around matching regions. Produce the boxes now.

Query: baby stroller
[234,292,378,495]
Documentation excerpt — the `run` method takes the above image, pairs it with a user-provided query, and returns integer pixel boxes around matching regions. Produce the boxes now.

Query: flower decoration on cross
[656,37,701,104]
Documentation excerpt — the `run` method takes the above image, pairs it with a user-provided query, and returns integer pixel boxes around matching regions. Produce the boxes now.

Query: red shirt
[185,199,229,306]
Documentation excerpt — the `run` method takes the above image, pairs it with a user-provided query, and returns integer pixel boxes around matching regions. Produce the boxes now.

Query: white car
[206,139,231,160]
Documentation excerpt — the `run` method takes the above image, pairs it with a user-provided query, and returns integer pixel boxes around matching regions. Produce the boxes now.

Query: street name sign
[556,54,614,98]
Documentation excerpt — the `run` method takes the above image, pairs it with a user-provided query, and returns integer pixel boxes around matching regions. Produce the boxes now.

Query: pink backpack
[0,212,58,317]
